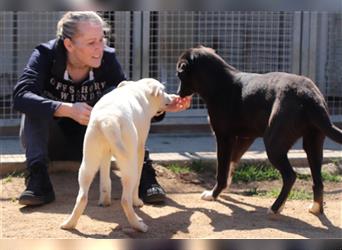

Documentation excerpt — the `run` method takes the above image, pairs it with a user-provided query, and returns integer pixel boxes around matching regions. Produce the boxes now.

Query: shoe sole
[19,194,55,206]
[143,194,166,204]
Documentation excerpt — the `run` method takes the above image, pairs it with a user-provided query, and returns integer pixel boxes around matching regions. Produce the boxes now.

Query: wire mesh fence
[0,11,341,127]
[147,11,296,110]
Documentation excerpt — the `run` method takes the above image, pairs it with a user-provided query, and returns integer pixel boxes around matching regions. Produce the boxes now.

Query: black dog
[176,46,342,215]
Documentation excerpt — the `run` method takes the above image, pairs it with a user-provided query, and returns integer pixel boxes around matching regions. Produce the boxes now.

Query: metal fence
[0,11,341,129]
[146,11,296,117]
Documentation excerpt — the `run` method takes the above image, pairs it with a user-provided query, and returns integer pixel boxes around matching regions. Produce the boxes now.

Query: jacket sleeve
[13,47,62,118]
[104,49,127,89]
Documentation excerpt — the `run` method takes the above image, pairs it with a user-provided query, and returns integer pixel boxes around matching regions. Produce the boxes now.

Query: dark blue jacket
[13,38,126,119]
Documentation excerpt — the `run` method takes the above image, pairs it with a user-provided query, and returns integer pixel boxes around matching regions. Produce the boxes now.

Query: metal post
[142,11,150,78]
[317,12,328,92]
[132,11,142,80]
[308,11,318,82]
[301,11,310,77]
[292,11,302,75]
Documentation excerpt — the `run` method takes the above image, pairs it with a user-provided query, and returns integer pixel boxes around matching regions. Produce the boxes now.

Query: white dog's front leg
[98,155,112,207]
[133,146,145,208]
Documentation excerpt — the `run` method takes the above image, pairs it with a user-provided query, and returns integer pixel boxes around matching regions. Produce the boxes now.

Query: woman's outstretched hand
[164,95,192,112]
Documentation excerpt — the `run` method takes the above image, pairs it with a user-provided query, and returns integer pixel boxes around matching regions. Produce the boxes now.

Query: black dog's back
[177,46,342,143]
[234,71,326,135]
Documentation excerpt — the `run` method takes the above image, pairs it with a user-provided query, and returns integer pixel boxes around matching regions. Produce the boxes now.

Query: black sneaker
[19,165,55,206]
[139,156,166,204]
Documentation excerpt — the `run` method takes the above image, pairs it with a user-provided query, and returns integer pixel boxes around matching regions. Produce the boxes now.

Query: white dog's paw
[133,221,148,233]
[133,198,144,207]
[98,199,111,207]
[98,193,111,207]
[201,190,215,201]
[308,202,322,215]
[60,220,76,230]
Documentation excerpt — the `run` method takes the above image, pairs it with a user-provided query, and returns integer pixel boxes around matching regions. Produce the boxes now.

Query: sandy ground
[1,165,341,239]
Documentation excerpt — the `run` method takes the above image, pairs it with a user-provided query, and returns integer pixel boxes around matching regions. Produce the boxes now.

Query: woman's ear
[63,38,73,52]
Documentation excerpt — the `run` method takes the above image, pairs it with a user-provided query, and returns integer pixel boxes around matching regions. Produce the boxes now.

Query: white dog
[60,78,176,232]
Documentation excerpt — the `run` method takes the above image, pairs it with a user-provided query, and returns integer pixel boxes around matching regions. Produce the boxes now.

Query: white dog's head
[143,78,176,113]
[117,78,176,115]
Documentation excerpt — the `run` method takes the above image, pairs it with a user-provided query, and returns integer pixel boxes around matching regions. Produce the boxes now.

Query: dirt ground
[1,165,341,239]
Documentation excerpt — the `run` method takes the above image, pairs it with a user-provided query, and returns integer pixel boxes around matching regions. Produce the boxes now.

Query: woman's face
[65,21,105,68]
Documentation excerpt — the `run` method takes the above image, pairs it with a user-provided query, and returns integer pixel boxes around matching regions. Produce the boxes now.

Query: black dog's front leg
[201,135,235,201]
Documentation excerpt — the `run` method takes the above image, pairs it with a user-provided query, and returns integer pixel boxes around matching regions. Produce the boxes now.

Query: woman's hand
[164,95,192,112]
[54,102,92,125]
[71,102,92,125]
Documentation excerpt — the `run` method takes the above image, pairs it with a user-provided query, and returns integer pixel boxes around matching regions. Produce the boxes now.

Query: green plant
[166,163,191,174]
[166,160,210,174]
[243,187,312,200]
[188,160,209,173]
[297,172,341,182]
[321,172,341,182]
[232,163,280,183]
[3,171,25,183]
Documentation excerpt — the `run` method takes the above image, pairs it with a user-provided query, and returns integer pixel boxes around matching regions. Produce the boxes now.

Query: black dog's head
[176,46,220,98]
[176,50,194,98]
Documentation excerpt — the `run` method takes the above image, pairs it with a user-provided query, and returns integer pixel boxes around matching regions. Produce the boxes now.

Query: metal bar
[292,11,302,74]
[132,11,142,80]
[142,11,150,78]
[308,11,318,81]
[301,11,310,77]
[317,12,328,92]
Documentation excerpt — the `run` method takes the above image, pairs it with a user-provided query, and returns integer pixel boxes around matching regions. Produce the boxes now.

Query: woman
[13,11,191,206]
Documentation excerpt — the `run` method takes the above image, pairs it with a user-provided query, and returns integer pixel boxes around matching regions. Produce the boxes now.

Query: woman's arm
[54,102,92,125]
[13,45,62,119]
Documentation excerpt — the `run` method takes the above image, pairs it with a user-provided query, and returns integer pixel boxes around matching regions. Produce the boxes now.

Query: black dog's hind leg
[303,128,325,215]
[264,124,299,214]
[227,137,255,188]
[201,135,235,201]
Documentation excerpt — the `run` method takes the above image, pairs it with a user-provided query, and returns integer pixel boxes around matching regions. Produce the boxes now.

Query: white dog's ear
[150,84,163,96]
[145,79,164,96]
[117,80,130,88]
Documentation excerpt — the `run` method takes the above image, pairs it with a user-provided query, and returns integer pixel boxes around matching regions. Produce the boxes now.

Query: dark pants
[20,114,151,171]
[20,114,86,170]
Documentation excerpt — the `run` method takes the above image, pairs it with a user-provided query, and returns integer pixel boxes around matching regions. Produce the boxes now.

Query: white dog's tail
[99,118,127,157]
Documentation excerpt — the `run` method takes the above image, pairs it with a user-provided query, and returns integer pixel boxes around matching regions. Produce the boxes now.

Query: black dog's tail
[323,123,342,144]
[309,104,342,144]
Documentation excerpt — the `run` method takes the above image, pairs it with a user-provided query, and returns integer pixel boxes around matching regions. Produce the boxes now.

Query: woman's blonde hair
[56,11,109,40]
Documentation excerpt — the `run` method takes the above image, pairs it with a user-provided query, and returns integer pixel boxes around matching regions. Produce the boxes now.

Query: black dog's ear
[177,60,188,73]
